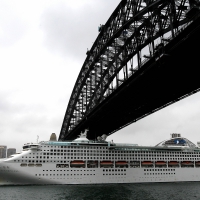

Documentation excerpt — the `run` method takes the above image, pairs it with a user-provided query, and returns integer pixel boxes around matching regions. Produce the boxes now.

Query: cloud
[40,0,120,60]
[0,2,29,47]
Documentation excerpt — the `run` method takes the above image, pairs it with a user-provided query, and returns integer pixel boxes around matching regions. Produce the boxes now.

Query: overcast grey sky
[1,0,200,152]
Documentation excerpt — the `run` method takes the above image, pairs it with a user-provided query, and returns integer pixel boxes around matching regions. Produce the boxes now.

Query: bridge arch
[59,0,200,140]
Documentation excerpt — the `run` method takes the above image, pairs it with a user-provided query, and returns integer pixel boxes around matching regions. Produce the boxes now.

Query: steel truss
[59,0,200,140]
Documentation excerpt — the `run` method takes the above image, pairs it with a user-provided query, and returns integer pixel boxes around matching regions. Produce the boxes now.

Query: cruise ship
[0,131,200,185]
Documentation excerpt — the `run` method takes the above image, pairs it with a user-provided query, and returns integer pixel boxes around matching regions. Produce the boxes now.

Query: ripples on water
[0,182,200,200]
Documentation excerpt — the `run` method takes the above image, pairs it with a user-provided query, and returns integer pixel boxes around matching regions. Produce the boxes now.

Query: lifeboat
[195,161,200,166]
[35,164,42,167]
[141,161,153,166]
[28,164,34,167]
[20,163,27,167]
[181,161,194,166]
[100,161,113,166]
[70,160,85,167]
[115,161,128,166]
[155,161,166,166]
[88,161,98,166]
[130,161,140,166]
[87,161,98,168]
[168,161,179,166]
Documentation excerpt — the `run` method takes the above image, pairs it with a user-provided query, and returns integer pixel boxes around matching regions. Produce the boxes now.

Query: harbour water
[0,182,200,200]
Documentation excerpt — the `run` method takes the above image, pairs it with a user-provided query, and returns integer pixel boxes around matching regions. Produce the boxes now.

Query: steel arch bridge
[59,0,200,141]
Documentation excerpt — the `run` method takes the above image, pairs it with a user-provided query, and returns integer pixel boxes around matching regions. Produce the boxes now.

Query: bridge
[59,0,200,141]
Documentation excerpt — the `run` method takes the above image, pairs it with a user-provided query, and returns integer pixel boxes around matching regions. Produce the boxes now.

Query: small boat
[115,161,128,166]
[181,161,194,166]
[87,161,98,165]
[141,161,153,166]
[28,164,34,167]
[195,161,200,166]
[168,161,179,166]
[20,163,27,167]
[87,161,98,168]
[100,161,113,166]
[130,161,140,166]
[70,160,85,167]
[155,161,166,166]
[35,164,42,167]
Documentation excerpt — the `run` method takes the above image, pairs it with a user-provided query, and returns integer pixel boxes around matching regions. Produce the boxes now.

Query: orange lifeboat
[115,161,128,166]
[195,161,200,166]
[168,161,179,166]
[141,161,153,166]
[70,160,85,167]
[100,161,113,166]
[155,161,166,166]
[181,161,194,166]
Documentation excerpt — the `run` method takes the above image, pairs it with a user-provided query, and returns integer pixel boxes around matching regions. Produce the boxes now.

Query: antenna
[37,135,39,143]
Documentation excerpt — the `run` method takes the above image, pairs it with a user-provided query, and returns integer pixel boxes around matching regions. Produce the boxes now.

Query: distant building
[0,146,7,158]
[7,148,16,158]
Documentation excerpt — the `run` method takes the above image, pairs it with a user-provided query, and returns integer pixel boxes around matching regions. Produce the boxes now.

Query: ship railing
[114,143,138,146]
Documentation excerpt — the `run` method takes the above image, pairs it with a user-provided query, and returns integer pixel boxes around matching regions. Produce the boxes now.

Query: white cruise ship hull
[1,162,200,185]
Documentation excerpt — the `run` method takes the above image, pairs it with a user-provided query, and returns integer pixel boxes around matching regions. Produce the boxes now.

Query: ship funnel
[50,133,57,141]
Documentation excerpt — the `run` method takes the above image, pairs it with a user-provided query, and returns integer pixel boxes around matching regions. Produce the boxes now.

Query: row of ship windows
[44,150,200,155]
[40,169,126,172]
[42,146,108,149]
[35,174,96,176]
[42,169,96,172]
[19,153,200,158]
[33,147,200,155]
[103,169,126,172]
[19,156,200,162]
[35,173,127,176]
[17,161,76,163]
[30,150,200,156]
[23,154,200,157]
[144,173,175,175]
[49,178,83,180]
[14,158,200,163]
[41,145,200,152]
[144,169,175,171]
[103,173,126,175]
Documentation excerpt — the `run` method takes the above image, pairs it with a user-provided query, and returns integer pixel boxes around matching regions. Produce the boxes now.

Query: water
[0,182,200,200]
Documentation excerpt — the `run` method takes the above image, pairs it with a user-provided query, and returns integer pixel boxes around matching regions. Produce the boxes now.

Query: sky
[1,0,200,152]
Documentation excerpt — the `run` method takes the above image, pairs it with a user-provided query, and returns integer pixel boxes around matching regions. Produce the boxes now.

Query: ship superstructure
[1,132,200,185]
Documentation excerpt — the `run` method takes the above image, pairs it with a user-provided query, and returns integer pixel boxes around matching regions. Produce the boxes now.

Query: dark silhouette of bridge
[59,0,200,141]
